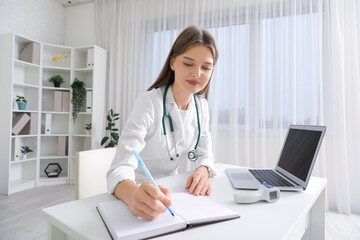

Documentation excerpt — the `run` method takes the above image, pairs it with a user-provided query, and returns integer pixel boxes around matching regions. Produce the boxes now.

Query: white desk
[41,164,326,240]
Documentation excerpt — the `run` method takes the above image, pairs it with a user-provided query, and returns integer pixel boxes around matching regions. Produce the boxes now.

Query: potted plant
[49,75,64,87]
[16,95,27,110]
[71,77,86,123]
[101,109,120,148]
[84,123,92,135]
[20,146,33,159]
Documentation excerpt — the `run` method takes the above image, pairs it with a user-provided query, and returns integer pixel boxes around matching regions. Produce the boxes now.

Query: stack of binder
[54,91,70,112]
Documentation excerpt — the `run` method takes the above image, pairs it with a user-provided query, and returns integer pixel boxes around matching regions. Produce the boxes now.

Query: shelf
[42,66,71,72]
[41,111,70,115]
[74,68,93,73]
[14,59,40,68]
[11,134,38,138]
[40,155,68,159]
[13,82,39,89]
[39,176,68,181]
[42,86,70,91]
[10,179,36,187]
[12,110,38,113]
[1,33,106,194]
[38,176,69,187]
[41,134,69,137]
[11,158,37,164]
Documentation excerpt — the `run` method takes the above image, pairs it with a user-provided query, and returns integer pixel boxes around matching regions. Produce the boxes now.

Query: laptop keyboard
[249,169,295,187]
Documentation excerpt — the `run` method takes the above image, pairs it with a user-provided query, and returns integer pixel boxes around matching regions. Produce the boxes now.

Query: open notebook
[97,192,240,240]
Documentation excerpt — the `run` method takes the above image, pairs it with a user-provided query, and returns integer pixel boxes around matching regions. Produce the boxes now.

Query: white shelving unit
[0,33,107,195]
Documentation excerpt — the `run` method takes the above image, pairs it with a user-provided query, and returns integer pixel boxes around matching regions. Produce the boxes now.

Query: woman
[107,25,219,220]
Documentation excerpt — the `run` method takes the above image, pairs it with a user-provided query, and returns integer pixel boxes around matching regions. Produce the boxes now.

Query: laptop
[226,125,326,191]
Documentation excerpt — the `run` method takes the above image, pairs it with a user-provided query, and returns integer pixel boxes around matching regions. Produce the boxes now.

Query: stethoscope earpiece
[162,83,201,162]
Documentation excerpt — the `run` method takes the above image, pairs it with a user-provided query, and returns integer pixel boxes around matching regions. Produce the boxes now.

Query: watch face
[269,191,278,200]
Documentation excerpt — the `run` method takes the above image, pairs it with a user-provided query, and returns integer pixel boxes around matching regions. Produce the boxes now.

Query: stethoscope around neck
[162,83,201,162]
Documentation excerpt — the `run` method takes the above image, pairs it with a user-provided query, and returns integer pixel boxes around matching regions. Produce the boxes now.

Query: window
[150,12,320,129]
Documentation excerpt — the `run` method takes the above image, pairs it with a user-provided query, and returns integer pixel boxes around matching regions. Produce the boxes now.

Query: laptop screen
[277,129,322,181]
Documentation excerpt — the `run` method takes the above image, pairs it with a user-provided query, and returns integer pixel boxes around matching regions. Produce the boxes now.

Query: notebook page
[97,200,186,240]
[171,192,239,225]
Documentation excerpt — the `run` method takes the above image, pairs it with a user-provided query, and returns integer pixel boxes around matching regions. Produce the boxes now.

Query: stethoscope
[162,83,201,161]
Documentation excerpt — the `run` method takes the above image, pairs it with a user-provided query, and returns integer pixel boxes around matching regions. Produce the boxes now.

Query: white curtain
[95,0,360,214]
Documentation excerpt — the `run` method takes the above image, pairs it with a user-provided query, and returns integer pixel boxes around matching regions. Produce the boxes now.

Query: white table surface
[41,163,327,240]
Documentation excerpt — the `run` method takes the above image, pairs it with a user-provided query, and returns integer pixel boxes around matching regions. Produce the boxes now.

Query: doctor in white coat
[107,25,219,221]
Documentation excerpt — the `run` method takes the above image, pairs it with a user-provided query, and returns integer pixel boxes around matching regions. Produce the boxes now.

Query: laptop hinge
[275,170,301,187]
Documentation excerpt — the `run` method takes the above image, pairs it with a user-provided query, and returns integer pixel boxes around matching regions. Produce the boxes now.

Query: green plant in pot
[71,77,86,123]
[49,75,64,88]
[16,95,27,110]
[20,146,33,159]
[101,109,120,148]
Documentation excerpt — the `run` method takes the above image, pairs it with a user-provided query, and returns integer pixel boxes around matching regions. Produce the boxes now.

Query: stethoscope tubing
[162,83,201,161]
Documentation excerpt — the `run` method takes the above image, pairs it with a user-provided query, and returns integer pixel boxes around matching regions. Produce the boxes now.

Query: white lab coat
[107,86,216,194]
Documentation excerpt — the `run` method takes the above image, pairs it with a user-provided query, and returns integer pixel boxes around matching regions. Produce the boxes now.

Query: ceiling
[55,0,94,7]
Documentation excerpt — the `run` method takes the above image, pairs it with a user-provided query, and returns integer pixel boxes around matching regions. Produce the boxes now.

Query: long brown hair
[148,25,219,100]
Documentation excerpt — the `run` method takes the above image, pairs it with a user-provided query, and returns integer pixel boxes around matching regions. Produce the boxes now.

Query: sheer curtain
[95,0,360,214]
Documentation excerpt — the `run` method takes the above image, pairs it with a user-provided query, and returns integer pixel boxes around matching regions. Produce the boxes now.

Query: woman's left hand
[185,166,211,196]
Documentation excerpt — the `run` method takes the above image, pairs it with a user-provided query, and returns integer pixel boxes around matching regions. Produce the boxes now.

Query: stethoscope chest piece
[187,150,198,162]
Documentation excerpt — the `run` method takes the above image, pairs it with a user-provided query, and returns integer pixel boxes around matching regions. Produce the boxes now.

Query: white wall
[0,0,65,45]
[64,2,96,47]
[0,0,96,47]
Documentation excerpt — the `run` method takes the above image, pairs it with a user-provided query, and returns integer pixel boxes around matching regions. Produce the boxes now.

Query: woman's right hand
[127,182,172,221]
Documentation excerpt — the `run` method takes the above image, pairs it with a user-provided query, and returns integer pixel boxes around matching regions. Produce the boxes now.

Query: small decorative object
[101,109,120,148]
[52,54,66,66]
[48,75,64,88]
[44,163,62,178]
[20,146,33,159]
[84,123,92,135]
[71,77,86,123]
[16,95,27,110]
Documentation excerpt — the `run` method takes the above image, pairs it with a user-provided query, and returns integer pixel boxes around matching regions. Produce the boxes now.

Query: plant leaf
[101,136,109,146]
[111,132,118,141]
[111,141,117,147]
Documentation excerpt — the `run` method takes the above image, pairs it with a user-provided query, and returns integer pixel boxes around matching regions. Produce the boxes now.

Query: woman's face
[170,45,214,96]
